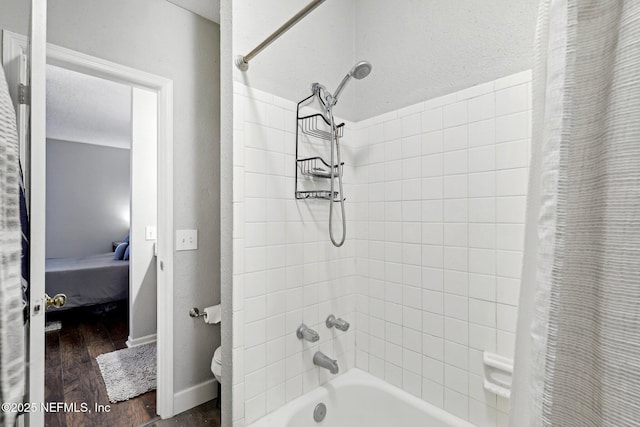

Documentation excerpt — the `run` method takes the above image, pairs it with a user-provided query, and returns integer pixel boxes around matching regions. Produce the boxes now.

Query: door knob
[45,293,66,309]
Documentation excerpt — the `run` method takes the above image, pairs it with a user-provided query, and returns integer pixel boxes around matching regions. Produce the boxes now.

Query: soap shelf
[295,190,340,202]
[297,156,343,178]
[483,351,513,400]
[298,113,344,140]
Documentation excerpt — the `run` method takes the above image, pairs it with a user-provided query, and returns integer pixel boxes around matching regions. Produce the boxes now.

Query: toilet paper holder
[189,305,222,324]
[189,307,205,318]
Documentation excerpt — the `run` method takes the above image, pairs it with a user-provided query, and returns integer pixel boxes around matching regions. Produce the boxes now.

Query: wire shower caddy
[295,92,345,202]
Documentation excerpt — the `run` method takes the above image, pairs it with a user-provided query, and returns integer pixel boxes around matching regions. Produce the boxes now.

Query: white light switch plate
[176,229,198,251]
[145,226,157,241]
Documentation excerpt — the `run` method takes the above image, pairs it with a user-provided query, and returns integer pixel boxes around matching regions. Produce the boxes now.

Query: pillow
[123,234,130,244]
[123,245,130,261]
[114,242,128,260]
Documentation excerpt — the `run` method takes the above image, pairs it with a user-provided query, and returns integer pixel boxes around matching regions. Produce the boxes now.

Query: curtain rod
[235,0,327,71]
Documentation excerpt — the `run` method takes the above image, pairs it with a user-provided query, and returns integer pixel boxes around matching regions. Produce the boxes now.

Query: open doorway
[43,64,160,425]
[2,29,176,426]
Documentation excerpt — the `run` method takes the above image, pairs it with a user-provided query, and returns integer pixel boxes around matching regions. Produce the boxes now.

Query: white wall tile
[468,119,495,148]
[422,130,444,155]
[234,72,531,424]
[402,113,422,137]
[443,125,468,152]
[444,150,468,175]
[469,198,496,223]
[468,172,495,198]
[468,93,495,123]
[495,84,528,116]
[444,175,468,199]
[496,140,528,170]
[469,145,496,173]
[443,101,468,128]
[421,108,443,133]
[496,196,526,223]
[496,112,528,143]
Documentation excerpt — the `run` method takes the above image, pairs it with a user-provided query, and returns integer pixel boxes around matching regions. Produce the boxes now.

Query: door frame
[2,30,176,420]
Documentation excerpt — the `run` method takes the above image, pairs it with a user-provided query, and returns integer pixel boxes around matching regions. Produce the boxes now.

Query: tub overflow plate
[313,403,327,422]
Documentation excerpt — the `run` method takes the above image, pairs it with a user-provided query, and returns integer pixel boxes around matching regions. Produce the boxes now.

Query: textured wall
[45,139,130,258]
[0,0,221,403]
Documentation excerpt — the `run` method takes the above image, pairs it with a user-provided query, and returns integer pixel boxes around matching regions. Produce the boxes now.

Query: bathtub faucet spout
[313,351,339,374]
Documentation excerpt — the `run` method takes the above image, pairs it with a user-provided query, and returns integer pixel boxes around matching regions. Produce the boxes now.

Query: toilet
[212,346,222,382]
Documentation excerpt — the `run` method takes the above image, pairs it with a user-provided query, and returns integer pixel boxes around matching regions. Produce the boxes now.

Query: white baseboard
[126,333,157,348]
[173,378,218,415]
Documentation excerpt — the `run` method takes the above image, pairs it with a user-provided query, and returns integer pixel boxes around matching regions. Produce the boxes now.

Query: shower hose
[327,106,346,247]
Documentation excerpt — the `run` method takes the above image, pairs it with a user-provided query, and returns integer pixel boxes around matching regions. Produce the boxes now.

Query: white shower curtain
[0,65,25,427]
[510,0,640,425]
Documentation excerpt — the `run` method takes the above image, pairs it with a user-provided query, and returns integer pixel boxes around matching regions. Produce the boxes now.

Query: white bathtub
[249,369,474,427]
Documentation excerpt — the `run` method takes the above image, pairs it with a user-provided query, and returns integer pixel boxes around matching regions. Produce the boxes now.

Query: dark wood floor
[45,304,220,427]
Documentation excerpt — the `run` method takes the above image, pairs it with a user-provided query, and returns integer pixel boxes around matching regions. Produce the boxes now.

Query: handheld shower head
[327,60,372,107]
[350,61,373,80]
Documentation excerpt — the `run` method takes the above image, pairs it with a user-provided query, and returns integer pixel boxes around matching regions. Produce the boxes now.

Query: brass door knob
[45,293,66,309]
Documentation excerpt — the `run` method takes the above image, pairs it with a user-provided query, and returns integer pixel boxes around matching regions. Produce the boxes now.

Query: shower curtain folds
[511,1,640,425]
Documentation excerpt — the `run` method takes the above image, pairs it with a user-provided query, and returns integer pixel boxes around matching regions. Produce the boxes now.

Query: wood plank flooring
[45,304,220,427]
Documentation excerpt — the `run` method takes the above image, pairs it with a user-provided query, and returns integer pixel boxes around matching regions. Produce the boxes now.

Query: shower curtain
[0,65,25,427]
[510,0,640,425]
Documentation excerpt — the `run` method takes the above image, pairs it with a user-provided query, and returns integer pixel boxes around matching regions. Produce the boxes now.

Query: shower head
[350,61,373,80]
[327,61,372,107]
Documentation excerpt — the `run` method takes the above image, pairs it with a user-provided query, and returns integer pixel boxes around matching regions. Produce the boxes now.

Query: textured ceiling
[352,0,540,120]
[166,0,220,22]
[231,0,539,122]
[46,64,132,149]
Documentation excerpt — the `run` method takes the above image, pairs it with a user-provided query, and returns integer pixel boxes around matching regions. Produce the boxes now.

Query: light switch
[176,229,198,251]
[145,226,157,241]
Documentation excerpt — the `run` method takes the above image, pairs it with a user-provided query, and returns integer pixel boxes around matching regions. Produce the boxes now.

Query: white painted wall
[219,1,234,426]
[232,0,356,117]
[128,88,158,346]
[45,139,130,258]
[0,0,220,409]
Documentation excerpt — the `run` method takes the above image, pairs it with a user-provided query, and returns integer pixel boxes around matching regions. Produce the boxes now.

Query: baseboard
[173,378,218,415]
[126,333,157,348]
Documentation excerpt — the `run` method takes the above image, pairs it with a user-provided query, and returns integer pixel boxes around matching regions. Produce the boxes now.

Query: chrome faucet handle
[296,323,320,342]
[326,314,350,331]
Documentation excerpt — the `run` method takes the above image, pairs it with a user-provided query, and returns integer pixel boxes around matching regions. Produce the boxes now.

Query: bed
[45,252,129,310]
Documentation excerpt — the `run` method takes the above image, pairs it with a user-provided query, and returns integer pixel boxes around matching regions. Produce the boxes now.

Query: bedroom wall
[129,87,158,346]
[45,139,130,259]
[0,0,221,413]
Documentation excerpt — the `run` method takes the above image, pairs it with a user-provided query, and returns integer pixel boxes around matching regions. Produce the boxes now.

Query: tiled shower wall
[231,82,357,426]
[350,71,532,426]
[231,70,531,427]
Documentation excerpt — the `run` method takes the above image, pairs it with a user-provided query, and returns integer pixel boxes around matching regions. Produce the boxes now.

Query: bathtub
[249,369,474,427]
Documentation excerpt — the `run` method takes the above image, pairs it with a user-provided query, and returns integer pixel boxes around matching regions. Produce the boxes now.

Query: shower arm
[235,0,327,71]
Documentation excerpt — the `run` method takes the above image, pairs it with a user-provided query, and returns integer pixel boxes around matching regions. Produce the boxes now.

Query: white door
[26,1,47,426]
